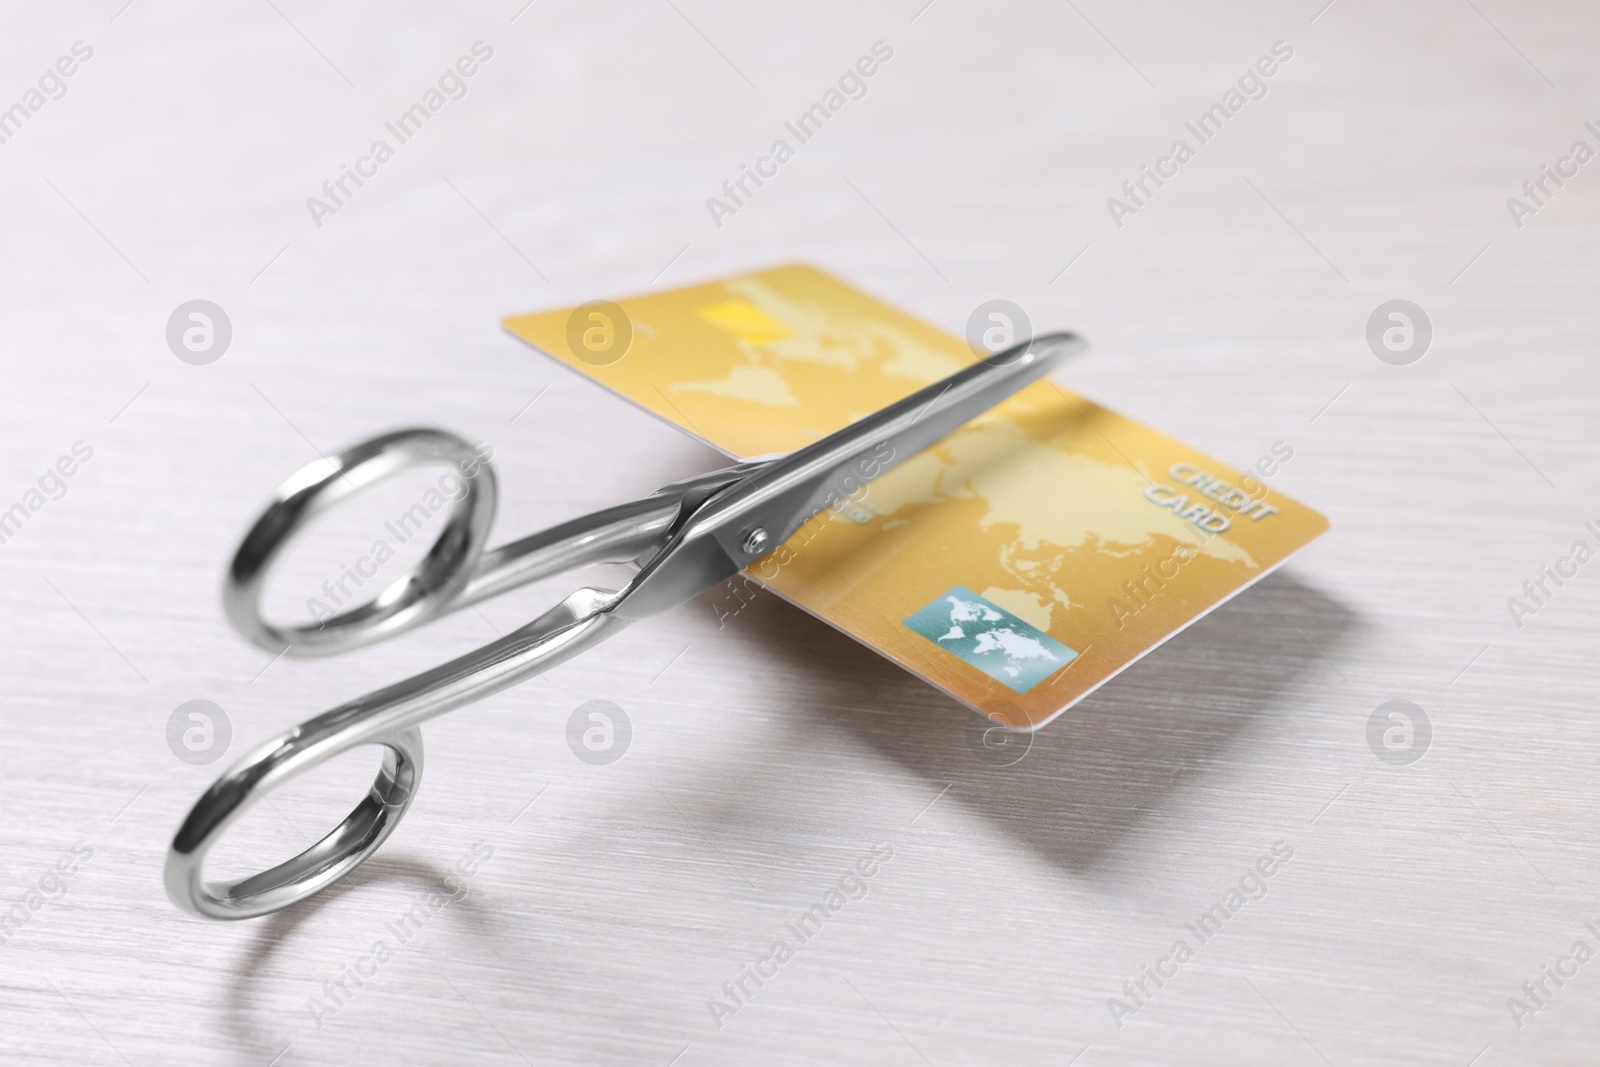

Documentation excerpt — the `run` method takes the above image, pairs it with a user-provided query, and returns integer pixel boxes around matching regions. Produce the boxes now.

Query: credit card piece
[503,265,1328,728]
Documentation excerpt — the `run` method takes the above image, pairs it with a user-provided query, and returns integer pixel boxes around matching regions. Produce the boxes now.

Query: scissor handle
[181,428,755,918]
[224,428,680,657]
[166,587,629,919]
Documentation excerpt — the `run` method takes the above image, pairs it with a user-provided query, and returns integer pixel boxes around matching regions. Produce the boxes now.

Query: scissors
[165,332,1083,919]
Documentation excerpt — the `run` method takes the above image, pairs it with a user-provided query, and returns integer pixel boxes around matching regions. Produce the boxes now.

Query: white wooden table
[2,1,1597,1063]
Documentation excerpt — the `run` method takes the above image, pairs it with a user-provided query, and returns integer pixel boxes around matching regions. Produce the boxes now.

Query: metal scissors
[165,332,1082,919]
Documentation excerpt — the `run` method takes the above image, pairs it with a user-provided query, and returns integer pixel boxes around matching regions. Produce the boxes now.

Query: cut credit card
[503,265,1328,729]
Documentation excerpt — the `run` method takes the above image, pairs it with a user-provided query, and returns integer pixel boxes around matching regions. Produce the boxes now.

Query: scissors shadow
[220,854,500,1060]
[734,568,1356,879]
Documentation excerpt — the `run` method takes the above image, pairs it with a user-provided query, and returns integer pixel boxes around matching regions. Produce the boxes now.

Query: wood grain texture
[0,1,1597,1064]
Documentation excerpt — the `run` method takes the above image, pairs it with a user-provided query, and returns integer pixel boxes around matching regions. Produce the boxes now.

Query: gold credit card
[503,265,1328,729]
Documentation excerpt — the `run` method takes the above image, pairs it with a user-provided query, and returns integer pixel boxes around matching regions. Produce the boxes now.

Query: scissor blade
[613,332,1083,620]
[716,330,1082,552]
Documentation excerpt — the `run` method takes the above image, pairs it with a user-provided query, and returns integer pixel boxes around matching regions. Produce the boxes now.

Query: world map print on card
[903,586,1078,693]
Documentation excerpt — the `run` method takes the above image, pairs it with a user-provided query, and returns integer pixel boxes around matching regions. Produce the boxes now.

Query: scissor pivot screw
[741,527,770,555]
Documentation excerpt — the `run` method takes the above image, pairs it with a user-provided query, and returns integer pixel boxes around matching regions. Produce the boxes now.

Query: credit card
[503,265,1328,728]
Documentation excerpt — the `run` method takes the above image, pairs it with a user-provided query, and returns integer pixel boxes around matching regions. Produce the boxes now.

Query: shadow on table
[738,569,1356,880]
[220,855,500,1060]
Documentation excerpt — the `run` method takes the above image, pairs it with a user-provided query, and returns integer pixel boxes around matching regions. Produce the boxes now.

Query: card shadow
[729,569,1357,881]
